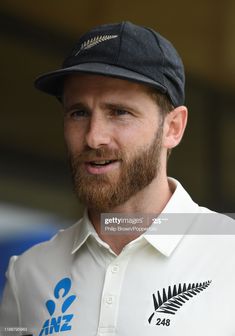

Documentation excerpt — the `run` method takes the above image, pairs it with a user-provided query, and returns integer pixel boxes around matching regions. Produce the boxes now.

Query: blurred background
[0,0,234,295]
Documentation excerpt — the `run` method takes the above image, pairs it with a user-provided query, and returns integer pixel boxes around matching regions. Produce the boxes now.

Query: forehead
[63,73,155,101]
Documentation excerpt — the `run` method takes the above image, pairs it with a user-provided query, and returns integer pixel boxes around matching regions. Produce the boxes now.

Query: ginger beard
[68,126,163,212]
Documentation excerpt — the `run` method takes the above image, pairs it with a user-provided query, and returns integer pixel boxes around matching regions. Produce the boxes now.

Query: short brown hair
[148,88,174,119]
[147,88,174,159]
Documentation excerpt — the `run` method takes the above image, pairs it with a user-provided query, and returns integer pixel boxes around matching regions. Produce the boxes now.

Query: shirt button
[105,296,114,304]
[111,265,119,273]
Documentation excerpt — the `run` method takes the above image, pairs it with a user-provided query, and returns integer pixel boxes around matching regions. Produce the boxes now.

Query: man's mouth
[89,160,117,167]
[84,159,120,174]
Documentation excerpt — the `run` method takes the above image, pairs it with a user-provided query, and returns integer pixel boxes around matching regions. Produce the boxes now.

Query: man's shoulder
[193,205,235,236]
[11,219,82,273]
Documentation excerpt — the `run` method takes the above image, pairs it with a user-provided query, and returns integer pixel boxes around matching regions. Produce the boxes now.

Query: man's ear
[162,106,188,149]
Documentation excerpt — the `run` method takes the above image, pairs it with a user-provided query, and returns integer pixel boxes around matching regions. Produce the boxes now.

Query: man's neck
[88,175,173,255]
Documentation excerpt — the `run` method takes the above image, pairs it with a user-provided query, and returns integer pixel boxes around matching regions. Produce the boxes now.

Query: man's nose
[85,114,111,149]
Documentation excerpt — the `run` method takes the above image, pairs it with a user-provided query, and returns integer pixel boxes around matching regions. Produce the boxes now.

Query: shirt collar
[71,178,199,257]
[71,209,113,254]
[144,177,199,257]
[71,210,95,254]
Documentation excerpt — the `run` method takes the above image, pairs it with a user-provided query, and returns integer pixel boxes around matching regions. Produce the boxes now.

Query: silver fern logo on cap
[75,35,118,56]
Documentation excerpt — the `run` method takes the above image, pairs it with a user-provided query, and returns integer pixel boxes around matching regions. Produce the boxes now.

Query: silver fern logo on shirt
[148,280,212,326]
[74,34,118,55]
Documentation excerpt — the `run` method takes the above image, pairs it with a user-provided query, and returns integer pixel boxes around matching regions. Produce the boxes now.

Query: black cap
[35,21,185,107]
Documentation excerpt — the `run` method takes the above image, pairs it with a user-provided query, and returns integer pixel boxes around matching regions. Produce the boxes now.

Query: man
[0,21,235,335]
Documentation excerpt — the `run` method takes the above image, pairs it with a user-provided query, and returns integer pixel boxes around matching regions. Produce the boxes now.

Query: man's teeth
[91,160,113,165]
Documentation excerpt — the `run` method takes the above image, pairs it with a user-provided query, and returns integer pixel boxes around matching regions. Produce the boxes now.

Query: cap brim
[34,62,167,97]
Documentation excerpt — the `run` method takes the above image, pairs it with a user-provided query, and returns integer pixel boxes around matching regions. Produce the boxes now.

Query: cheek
[64,124,85,153]
[114,121,158,148]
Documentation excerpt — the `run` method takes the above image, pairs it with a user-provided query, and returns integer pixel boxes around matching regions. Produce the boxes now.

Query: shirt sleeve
[0,256,20,327]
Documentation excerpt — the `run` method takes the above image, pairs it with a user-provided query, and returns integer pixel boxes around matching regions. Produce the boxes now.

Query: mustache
[70,147,122,162]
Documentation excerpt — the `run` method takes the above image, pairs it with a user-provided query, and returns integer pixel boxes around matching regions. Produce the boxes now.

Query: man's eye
[70,110,89,118]
[112,109,130,116]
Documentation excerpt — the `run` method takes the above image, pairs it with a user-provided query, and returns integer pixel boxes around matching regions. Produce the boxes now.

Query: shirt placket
[96,250,131,336]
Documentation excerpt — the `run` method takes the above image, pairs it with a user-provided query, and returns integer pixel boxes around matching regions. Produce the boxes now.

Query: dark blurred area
[0,1,234,292]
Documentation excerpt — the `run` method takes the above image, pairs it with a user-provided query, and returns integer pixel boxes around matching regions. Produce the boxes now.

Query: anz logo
[39,277,77,335]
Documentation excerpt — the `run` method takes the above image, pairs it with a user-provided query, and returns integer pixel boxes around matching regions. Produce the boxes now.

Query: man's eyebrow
[63,102,88,113]
[64,102,139,114]
[102,102,139,113]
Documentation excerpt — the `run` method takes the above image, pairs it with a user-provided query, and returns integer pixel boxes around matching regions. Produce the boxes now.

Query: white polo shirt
[1,178,235,335]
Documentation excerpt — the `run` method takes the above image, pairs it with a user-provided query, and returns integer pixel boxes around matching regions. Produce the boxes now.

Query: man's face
[63,74,165,211]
